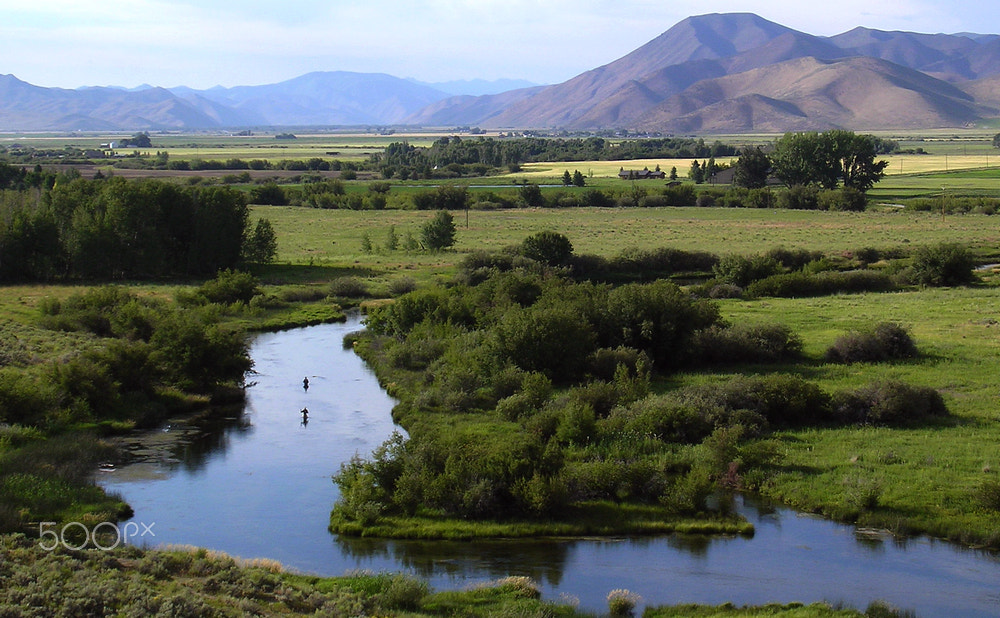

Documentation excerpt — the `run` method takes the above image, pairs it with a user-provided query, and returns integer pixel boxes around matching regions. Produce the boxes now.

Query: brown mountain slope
[957,74,1000,108]
[484,13,795,128]
[418,13,1000,132]
[637,56,990,132]
[565,32,848,130]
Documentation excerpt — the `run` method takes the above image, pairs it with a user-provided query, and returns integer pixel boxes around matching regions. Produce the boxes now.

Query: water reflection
[169,407,253,472]
[336,536,572,587]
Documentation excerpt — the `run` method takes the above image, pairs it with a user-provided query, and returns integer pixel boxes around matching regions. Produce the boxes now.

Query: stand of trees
[0,176,276,282]
[372,136,738,179]
[735,131,890,192]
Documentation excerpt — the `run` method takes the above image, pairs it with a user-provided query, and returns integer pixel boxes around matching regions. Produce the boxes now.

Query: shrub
[661,184,697,206]
[831,380,948,425]
[602,394,715,444]
[379,574,429,610]
[600,280,721,369]
[825,322,918,363]
[196,269,260,305]
[818,187,868,211]
[494,304,596,382]
[766,247,824,270]
[908,243,976,287]
[608,247,718,280]
[491,576,541,599]
[974,478,1000,512]
[520,231,573,266]
[691,322,803,365]
[421,210,456,251]
[588,346,644,381]
[607,589,641,616]
[746,269,894,298]
[777,185,820,210]
[676,374,831,427]
[329,276,370,298]
[248,182,287,205]
[843,474,883,513]
[387,276,417,296]
[713,253,781,288]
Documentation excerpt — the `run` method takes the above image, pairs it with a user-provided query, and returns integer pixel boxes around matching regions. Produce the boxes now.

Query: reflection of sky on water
[100,318,1000,616]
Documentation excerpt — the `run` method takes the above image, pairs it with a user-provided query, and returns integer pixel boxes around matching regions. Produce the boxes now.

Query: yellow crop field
[507,158,739,179]
[881,154,997,175]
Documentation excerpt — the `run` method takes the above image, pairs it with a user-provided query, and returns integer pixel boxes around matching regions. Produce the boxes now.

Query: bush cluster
[336,260,950,526]
[5,281,252,430]
[825,322,918,363]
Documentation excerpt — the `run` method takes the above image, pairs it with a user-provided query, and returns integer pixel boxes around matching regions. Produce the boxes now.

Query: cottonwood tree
[771,131,888,192]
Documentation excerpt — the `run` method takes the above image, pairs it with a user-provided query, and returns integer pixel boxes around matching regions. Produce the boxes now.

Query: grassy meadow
[260,204,1000,272]
[3,133,1000,612]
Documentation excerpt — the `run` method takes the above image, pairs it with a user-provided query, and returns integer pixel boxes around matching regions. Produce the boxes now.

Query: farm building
[618,168,666,180]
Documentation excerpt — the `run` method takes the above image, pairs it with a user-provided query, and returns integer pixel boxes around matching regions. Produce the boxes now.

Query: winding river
[99,317,1000,616]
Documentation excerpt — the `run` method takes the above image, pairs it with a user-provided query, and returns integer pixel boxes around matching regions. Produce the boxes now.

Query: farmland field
[260,205,1000,269]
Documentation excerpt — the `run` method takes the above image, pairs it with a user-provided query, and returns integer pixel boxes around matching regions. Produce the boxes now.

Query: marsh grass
[330,501,753,539]
[707,289,1000,545]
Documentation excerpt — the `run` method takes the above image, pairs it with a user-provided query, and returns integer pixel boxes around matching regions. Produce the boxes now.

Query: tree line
[370,136,738,179]
[732,131,893,192]
[0,174,276,282]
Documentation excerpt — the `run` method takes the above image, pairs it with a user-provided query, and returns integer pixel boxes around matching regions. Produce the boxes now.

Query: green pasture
[712,288,1000,542]
[259,205,1000,271]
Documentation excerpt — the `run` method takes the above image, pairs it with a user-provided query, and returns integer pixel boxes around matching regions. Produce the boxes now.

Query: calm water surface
[100,318,1000,616]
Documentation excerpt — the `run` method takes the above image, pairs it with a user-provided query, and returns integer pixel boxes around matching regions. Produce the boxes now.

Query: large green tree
[733,146,772,188]
[771,131,888,192]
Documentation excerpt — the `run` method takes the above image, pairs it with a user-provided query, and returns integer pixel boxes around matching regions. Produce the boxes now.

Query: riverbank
[0,532,907,617]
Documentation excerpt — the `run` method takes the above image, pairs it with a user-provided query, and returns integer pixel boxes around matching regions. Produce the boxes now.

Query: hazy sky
[4,0,1000,89]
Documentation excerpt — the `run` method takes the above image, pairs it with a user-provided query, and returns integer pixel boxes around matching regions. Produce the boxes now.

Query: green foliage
[243,217,278,265]
[19,177,253,281]
[421,210,456,251]
[745,270,895,299]
[520,230,574,266]
[518,183,545,207]
[601,280,721,368]
[974,477,1000,512]
[733,146,772,189]
[830,380,947,426]
[906,243,976,287]
[677,374,832,428]
[771,131,888,192]
[195,269,261,305]
[691,322,803,365]
[329,276,370,298]
[825,322,918,364]
[713,254,781,288]
[249,182,288,205]
[412,185,469,211]
[494,303,596,382]
[607,589,641,616]
[775,184,819,210]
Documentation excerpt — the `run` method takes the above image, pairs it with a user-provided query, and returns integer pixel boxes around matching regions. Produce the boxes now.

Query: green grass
[258,205,1000,271]
[702,288,1000,546]
[331,501,754,540]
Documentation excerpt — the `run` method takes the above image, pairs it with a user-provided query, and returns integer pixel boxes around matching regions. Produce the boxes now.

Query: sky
[4,0,1000,90]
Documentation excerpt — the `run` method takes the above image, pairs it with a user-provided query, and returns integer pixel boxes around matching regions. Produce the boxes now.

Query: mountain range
[3,13,1000,132]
